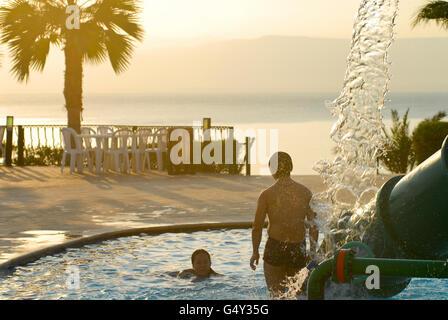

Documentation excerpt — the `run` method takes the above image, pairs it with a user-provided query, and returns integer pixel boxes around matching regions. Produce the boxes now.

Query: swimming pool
[0,228,447,300]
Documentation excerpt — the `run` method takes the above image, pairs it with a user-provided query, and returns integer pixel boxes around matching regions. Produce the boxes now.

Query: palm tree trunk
[64,34,83,134]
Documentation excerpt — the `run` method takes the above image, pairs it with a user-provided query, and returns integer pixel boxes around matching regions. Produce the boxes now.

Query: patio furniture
[80,129,113,174]
[97,126,114,151]
[81,127,97,157]
[81,127,96,145]
[135,129,153,172]
[150,128,168,171]
[104,129,133,173]
[96,126,115,171]
[97,126,114,136]
[61,128,93,174]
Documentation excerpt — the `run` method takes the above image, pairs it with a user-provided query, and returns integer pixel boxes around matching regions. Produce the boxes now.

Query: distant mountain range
[1,36,448,94]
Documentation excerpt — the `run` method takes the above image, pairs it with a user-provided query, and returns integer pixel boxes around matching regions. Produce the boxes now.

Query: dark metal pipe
[307,247,448,300]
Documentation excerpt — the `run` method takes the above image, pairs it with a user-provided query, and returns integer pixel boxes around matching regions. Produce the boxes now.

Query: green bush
[381,109,415,174]
[12,146,64,166]
[6,136,245,175]
[412,112,448,165]
[9,145,244,175]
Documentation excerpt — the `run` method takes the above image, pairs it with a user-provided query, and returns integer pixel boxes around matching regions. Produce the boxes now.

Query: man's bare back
[262,178,313,243]
[249,151,319,297]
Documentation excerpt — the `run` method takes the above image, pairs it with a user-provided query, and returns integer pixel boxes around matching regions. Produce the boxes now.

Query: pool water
[0,229,447,300]
[0,229,270,300]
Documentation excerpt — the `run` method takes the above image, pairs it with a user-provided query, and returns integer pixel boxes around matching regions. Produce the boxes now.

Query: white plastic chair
[81,127,97,154]
[135,129,152,172]
[97,126,114,152]
[97,126,114,136]
[149,128,168,171]
[61,127,92,174]
[81,127,102,172]
[0,126,5,158]
[104,129,133,173]
[96,126,115,171]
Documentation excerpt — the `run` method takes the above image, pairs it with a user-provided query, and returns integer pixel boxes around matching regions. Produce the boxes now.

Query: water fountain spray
[305,0,448,299]
[311,0,400,255]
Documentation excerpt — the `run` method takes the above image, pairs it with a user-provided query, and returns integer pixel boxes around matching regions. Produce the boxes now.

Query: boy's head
[191,249,212,277]
[269,151,293,179]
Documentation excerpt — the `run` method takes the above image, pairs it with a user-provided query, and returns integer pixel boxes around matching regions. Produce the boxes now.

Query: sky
[0,0,445,43]
[0,0,447,94]
[141,0,445,42]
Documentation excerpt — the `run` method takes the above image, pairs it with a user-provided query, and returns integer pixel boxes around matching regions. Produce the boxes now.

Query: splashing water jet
[300,0,448,299]
[280,0,400,299]
[311,0,399,257]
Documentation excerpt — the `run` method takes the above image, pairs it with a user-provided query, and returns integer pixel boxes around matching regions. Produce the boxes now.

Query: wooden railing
[6,124,234,149]
[1,123,253,175]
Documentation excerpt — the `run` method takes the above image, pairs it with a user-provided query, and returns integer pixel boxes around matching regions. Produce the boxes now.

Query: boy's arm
[178,269,194,278]
[178,270,187,278]
[250,191,268,270]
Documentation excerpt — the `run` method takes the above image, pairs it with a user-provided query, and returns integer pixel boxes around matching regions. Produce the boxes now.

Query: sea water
[0,92,444,174]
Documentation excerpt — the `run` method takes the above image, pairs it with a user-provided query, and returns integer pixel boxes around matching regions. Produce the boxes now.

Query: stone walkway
[0,166,392,264]
[0,167,329,263]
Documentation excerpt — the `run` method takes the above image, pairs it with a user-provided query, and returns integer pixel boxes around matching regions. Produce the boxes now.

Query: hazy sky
[0,0,445,42]
[142,0,446,42]
[1,0,447,94]
[0,0,444,46]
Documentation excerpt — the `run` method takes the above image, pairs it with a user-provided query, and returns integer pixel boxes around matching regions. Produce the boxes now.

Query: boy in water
[178,249,220,278]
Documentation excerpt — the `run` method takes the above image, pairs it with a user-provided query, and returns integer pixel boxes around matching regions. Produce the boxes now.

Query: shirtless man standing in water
[250,152,319,297]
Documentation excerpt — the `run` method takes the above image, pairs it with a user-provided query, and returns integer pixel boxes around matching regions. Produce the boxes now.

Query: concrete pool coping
[0,221,264,273]
[0,168,395,265]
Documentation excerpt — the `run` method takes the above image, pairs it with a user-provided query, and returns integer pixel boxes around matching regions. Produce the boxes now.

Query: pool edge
[0,221,259,273]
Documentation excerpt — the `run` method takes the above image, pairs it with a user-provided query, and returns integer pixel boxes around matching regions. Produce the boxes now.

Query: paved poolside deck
[0,166,391,264]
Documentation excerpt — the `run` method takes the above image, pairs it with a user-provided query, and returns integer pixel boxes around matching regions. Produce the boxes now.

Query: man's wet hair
[269,152,293,177]
[191,249,211,264]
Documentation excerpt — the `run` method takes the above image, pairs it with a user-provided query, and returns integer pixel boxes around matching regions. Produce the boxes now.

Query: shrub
[412,112,448,165]
[10,143,245,175]
[12,146,64,166]
[380,108,415,174]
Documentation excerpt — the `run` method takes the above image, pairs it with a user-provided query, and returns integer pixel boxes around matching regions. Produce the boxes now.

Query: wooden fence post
[17,126,25,166]
[5,116,14,167]
[202,118,211,169]
[245,136,251,176]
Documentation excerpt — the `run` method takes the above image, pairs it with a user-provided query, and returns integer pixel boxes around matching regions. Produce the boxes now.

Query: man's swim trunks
[263,237,307,269]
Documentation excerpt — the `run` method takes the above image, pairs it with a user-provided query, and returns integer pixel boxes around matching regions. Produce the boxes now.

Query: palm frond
[412,1,448,29]
[429,111,446,121]
[0,0,65,81]
[104,29,135,73]
[77,21,108,64]
[80,0,143,73]
[30,37,51,72]
[85,0,144,41]
[1,0,144,79]
[0,1,43,81]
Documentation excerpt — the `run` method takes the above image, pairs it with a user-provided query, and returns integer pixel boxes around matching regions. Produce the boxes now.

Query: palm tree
[0,0,144,133]
[412,1,448,29]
